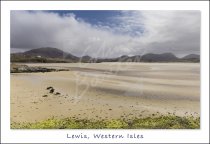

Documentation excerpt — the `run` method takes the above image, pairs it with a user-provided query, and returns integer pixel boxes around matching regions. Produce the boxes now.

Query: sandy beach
[10,63,200,123]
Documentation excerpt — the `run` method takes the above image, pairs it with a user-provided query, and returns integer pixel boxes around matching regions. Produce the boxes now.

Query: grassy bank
[11,115,200,129]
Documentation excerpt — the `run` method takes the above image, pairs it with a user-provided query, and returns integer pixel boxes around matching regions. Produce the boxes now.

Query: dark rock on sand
[46,86,53,90]
[49,89,55,93]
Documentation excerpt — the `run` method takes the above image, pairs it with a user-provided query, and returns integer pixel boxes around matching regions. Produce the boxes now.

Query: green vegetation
[11,115,200,129]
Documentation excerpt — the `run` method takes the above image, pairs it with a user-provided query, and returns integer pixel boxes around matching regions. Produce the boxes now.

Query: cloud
[11,10,200,58]
[112,11,200,56]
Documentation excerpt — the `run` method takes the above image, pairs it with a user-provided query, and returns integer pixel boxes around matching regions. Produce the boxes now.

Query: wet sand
[10,63,200,122]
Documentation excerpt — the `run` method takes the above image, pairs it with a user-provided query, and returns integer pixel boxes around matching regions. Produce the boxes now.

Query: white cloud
[11,10,200,58]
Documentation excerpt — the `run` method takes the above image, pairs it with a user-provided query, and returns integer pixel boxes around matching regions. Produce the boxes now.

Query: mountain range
[11,47,200,63]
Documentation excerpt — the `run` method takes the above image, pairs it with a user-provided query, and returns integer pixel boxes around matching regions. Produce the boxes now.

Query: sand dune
[11,63,200,122]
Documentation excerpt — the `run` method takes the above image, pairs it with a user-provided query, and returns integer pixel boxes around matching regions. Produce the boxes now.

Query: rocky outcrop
[11,64,69,73]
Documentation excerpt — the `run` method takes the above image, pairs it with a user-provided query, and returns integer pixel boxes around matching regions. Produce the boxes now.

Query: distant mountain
[141,53,178,62]
[80,55,98,63]
[117,55,130,62]
[11,47,79,63]
[97,53,178,63]
[23,47,66,58]
[129,55,142,62]
[181,54,200,62]
[10,47,200,63]
[182,54,199,59]
[24,47,79,60]
[81,55,92,60]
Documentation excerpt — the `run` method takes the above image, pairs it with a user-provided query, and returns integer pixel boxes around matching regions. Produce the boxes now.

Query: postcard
[1,1,209,143]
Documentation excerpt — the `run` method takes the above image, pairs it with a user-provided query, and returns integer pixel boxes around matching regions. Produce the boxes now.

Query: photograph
[10,10,200,129]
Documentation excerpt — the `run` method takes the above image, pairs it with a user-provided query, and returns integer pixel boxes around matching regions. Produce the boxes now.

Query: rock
[42,95,48,97]
[46,86,53,90]
[49,89,54,93]
[55,92,61,95]
[11,64,69,73]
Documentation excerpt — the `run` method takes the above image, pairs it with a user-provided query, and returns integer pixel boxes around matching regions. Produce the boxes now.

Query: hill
[140,53,178,62]
[11,47,79,63]
[11,47,200,63]
[181,54,200,62]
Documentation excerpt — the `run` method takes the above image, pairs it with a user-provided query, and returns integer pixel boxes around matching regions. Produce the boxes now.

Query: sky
[10,10,200,58]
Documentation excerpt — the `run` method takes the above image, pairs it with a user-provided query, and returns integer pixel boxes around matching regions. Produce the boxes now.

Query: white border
[1,1,209,143]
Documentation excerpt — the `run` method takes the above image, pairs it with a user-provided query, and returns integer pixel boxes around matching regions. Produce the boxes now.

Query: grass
[11,115,200,129]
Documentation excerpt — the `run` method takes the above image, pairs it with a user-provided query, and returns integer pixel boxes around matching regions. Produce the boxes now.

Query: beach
[10,62,200,123]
